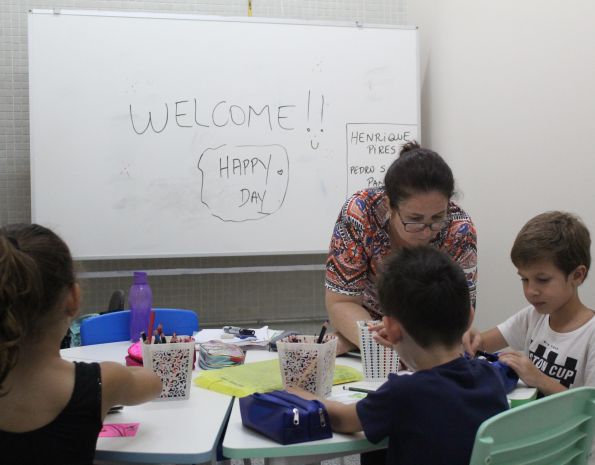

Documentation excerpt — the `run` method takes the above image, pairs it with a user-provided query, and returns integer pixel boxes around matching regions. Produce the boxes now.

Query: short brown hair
[511,211,591,278]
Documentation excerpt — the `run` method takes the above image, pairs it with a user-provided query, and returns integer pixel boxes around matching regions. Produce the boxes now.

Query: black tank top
[0,362,102,465]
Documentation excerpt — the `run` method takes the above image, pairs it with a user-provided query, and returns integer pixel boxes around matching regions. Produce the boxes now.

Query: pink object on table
[125,355,143,367]
[99,423,140,437]
[125,337,197,368]
[127,340,143,363]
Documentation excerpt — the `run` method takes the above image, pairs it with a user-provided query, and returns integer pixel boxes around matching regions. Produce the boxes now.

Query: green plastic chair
[470,387,595,465]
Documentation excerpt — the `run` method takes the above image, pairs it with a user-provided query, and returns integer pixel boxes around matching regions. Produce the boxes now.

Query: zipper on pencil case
[251,393,301,425]
[268,391,327,429]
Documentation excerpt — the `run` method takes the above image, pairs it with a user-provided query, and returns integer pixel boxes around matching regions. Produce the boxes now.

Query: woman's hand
[368,321,393,348]
[369,321,409,370]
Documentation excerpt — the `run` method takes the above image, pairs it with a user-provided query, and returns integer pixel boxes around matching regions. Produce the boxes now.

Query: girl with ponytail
[0,224,161,465]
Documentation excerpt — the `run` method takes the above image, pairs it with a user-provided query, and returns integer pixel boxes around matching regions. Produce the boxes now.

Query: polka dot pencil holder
[357,320,400,380]
[142,339,195,400]
[276,335,337,398]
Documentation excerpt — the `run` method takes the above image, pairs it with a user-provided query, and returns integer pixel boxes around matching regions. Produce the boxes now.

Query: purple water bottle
[129,271,153,342]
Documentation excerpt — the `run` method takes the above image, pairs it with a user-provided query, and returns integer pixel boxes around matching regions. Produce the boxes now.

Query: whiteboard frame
[28,9,421,259]
[30,9,418,32]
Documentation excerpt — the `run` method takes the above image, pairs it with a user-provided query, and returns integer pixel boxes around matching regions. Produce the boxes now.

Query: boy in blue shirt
[290,246,508,465]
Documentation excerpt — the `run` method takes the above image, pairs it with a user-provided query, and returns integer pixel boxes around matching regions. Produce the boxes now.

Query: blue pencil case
[491,360,519,393]
[239,390,332,444]
[469,352,519,393]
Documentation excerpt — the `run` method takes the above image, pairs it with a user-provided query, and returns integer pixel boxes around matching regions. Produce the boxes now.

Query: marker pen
[107,405,124,414]
[223,326,255,337]
[343,386,374,394]
[475,350,499,362]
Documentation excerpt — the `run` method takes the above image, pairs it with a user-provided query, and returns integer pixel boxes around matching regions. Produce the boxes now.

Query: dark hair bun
[384,141,454,206]
[399,140,421,156]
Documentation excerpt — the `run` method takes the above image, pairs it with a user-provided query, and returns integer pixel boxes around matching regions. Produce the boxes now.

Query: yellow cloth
[194,359,363,397]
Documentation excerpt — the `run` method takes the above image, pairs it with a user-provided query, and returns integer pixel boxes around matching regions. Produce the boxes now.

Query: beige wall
[408,1,595,330]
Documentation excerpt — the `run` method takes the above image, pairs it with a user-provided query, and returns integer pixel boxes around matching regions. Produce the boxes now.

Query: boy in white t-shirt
[464,211,595,396]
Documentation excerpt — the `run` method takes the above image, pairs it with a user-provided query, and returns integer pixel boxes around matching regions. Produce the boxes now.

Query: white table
[63,343,537,465]
[222,351,387,465]
[221,351,538,465]
[61,341,234,464]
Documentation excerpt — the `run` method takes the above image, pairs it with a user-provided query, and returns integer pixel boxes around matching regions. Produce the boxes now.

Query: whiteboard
[28,10,419,259]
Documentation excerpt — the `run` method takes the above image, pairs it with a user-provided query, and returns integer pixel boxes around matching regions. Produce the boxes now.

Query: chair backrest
[80,308,199,345]
[105,289,125,313]
[470,386,595,465]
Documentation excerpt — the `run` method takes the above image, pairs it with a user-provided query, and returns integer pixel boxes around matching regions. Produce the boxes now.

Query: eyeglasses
[394,209,449,233]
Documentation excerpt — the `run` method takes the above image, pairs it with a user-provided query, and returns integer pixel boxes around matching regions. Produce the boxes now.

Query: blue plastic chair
[470,386,595,465]
[80,308,199,345]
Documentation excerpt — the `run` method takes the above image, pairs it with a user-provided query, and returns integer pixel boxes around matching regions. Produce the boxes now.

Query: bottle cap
[133,271,148,285]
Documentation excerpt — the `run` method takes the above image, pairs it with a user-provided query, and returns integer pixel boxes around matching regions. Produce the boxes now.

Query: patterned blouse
[325,187,477,320]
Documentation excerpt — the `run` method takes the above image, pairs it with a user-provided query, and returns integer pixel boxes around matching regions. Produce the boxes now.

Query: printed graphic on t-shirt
[529,344,577,388]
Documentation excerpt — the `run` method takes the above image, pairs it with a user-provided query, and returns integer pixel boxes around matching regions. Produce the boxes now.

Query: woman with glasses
[326,141,477,355]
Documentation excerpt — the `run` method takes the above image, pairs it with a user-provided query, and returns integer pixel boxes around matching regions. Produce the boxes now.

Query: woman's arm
[326,290,370,354]
[446,210,478,309]
[325,193,381,354]
[99,362,162,418]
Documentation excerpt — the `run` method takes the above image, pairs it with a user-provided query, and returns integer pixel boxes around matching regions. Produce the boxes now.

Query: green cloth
[194,359,363,397]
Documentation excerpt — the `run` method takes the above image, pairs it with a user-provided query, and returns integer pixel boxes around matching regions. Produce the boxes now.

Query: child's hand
[499,351,569,396]
[462,327,482,355]
[286,386,319,401]
[497,351,542,387]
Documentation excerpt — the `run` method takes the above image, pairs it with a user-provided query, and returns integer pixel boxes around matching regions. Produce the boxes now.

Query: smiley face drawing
[307,90,325,150]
